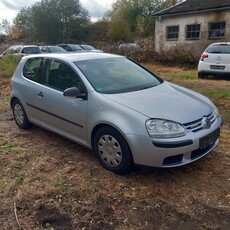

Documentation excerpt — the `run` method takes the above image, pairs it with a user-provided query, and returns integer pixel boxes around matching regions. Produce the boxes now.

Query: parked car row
[0,44,102,59]
[58,44,103,53]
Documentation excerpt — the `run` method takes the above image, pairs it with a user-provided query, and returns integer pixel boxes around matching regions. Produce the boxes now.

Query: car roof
[208,42,230,46]
[8,45,39,51]
[22,52,122,62]
[11,45,39,48]
[40,45,60,48]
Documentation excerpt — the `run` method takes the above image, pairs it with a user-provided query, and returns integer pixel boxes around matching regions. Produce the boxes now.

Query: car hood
[103,82,213,124]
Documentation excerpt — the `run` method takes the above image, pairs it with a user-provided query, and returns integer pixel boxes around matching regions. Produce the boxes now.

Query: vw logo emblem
[202,117,211,129]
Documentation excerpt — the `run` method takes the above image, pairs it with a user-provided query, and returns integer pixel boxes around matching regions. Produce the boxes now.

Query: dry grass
[0,64,230,229]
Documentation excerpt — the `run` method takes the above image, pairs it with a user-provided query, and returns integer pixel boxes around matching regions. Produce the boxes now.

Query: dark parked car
[57,44,85,52]
[80,44,103,52]
[40,46,66,53]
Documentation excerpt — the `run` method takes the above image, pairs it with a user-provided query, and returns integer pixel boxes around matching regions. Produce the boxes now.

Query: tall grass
[0,56,20,80]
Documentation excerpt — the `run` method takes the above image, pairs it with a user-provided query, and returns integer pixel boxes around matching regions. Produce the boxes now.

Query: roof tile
[154,0,230,16]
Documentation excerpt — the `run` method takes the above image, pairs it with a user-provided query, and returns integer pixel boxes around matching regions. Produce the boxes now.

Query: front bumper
[126,116,223,168]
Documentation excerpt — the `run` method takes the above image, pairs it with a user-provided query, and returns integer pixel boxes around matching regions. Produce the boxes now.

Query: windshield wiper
[138,85,154,91]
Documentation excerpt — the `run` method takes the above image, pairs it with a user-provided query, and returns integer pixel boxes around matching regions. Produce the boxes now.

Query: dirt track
[0,77,230,229]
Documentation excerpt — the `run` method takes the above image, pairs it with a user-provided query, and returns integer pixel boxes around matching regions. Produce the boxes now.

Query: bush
[0,55,20,79]
[118,49,198,68]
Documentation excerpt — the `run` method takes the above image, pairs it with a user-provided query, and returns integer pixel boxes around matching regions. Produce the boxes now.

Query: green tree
[13,8,35,41]
[105,0,183,37]
[87,20,110,42]
[13,0,90,43]
[161,0,183,9]
[106,0,163,37]
[0,34,6,44]
[107,20,132,41]
[0,19,11,35]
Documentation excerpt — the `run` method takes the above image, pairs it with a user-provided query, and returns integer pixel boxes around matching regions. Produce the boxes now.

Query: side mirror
[63,87,80,97]
[63,87,86,99]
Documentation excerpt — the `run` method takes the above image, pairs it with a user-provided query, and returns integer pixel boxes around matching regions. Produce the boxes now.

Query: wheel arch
[91,123,132,156]
[10,97,20,108]
[91,123,134,174]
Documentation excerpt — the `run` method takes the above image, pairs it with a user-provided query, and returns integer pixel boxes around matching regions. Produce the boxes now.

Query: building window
[166,26,179,40]
[209,22,226,38]
[186,24,200,39]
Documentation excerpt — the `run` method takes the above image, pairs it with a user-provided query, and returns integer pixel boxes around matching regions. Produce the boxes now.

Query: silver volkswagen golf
[10,53,223,174]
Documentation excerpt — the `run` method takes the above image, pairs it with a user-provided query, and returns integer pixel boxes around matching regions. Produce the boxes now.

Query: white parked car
[198,42,230,79]
[0,45,41,59]
[10,52,223,174]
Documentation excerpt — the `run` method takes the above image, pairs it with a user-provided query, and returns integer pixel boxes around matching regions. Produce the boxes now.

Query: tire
[198,72,206,79]
[12,99,31,129]
[94,126,133,174]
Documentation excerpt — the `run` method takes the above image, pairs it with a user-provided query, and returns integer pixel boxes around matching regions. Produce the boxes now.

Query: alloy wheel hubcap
[14,104,24,125]
[98,135,122,167]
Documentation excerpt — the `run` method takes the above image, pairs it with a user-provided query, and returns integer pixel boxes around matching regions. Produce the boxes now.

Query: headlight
[146,119,186,138]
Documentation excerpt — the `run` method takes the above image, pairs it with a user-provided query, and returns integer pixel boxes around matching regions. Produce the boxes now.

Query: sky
[0,0,115,23]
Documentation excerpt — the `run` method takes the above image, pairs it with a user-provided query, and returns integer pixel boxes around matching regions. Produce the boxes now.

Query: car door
[21,57,46,122]
[35,58,88,144]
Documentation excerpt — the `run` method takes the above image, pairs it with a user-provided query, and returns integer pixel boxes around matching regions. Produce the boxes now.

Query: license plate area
[199,128,220,149]
[210,65,225,70]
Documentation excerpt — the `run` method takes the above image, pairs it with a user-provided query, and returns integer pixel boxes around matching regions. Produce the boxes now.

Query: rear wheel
[198,72,206,79]
[12,99,31,129]
[94,126,133,174]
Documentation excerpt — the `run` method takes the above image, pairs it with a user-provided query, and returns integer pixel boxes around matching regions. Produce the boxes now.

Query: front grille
[183,111,216,132]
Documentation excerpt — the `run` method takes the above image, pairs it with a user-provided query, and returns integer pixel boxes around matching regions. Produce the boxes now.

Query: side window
[65,46,71,51]
[23,58,43,83]
[166,25,179,40]
[44,59,83,92]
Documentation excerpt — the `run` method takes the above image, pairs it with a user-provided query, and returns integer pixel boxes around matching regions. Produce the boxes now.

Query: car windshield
[75,57,162,94]
[49,46,66,52]
[69,44,83,51]
[206,44,230,54]
[82,45,94,50]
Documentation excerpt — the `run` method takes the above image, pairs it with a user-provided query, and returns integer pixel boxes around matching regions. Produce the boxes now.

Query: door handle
[37,92,44,97]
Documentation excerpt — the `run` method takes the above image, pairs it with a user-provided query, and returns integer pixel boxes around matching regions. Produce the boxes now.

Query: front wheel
[94,127,133,174]
[12,99,31,129]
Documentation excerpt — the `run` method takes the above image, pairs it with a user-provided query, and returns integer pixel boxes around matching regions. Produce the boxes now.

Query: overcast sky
[0,0,115,23]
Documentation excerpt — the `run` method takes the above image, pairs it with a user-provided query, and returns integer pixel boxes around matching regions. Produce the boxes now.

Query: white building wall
[155,10,230,58]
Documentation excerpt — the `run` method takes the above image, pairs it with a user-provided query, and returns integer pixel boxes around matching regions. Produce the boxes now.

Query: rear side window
[23,58,43,83]
[206,45,230,54]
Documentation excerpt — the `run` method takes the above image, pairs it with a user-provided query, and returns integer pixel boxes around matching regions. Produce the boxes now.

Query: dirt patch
[0,70,230,229]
